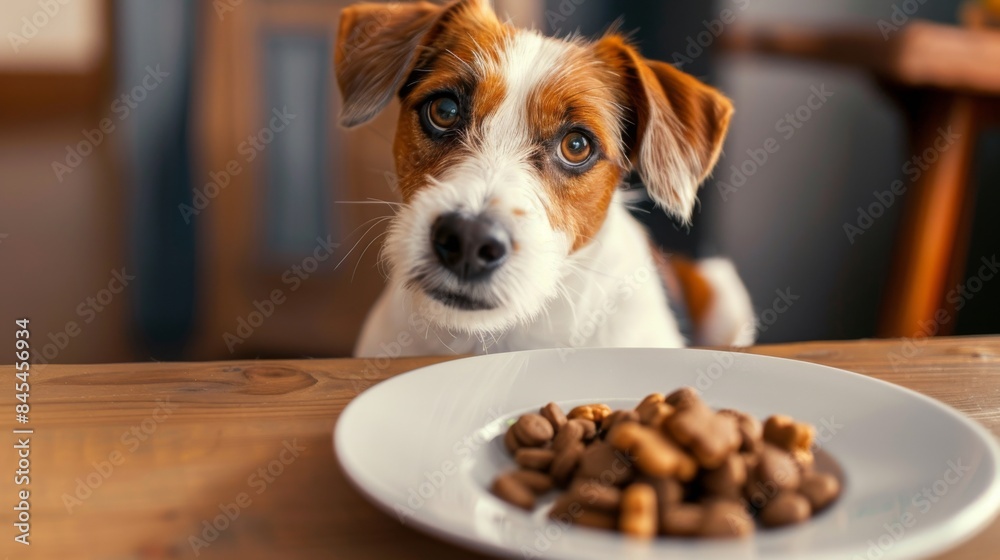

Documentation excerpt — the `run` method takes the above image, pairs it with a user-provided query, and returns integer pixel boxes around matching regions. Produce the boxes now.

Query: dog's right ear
[335,2,444,128]
[595,35,733,223]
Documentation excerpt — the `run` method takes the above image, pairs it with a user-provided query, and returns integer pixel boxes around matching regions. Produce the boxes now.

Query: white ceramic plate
[334,348,1000,559]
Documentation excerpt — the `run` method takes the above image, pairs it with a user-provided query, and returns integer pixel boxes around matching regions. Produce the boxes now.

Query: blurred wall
[0,0,135,365]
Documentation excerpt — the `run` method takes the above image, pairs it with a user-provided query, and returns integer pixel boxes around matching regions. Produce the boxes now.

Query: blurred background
[1,0,998,364]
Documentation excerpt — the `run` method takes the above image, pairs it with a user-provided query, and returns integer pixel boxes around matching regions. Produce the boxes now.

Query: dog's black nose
[431,212,511,281]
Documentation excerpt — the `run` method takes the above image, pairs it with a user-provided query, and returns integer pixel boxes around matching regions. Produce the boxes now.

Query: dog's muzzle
[417,211,512,312]
[431,212,512,282]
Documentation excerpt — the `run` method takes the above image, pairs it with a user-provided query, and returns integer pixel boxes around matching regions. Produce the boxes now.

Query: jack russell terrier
[336,0,756,357]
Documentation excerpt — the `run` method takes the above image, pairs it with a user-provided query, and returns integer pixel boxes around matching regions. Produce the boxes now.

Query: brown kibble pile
[490,388,841,538]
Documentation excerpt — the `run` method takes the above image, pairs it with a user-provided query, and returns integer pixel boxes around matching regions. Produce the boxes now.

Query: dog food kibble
[701,454,747,500]
[609,422,697,481]
[575,418,598,441]
[661,503,704,536]
[509,469,555,494]
[799,471,841,511]
[619,483,658,537]
[759,491,812,527]
[491,388,842,539]
[754,444,803,493]
[651,477,684,506]
[664,387,700,410]
[515,447,556,471]
[701,501,754,537]
[550,441,586,486]
[551,418,585,453]
[503,427,521,454]
[660,500,753,539]
[719,408,763,457]
[574,509,619,530]
[568,479,622,511]
[577,441,633,484]
[665,403,742,469]
[634,393,668,424]
[512,413,555,447]
[763,415,815,454]
[540,402,568,432]
[568,403,613,423]
[491,473,536,510]
[602,409,640,433]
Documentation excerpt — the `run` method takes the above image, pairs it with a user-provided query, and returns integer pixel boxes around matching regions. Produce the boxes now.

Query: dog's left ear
[596,36,733,222]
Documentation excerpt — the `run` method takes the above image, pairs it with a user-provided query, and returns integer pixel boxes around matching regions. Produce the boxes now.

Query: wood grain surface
[2,336,999,559]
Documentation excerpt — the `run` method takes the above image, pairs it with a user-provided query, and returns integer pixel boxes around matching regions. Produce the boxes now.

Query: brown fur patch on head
[392,3,512,201]
[522,44,630,251]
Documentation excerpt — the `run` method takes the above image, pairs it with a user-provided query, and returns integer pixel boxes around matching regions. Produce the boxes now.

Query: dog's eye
[559,131,593,166]
[426,96,460,131]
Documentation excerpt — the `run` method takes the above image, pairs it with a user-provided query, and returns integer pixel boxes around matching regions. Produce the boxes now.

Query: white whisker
[352,230,392,282]
[334,216,393,271]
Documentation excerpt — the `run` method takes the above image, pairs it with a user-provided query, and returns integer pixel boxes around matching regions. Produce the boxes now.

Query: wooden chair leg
[878,94,980,338]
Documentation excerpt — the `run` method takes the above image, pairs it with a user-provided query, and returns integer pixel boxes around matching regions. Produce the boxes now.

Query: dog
[336,0,756,357]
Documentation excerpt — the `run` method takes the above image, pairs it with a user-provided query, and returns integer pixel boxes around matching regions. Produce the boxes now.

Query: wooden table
[3,336,1000,559]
